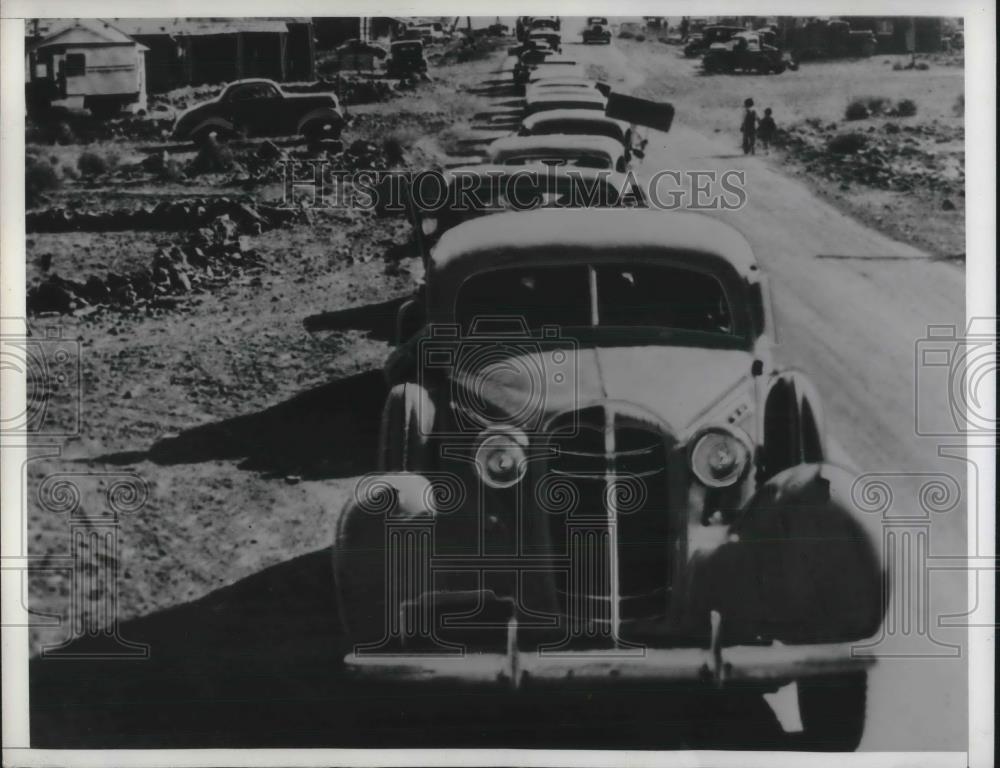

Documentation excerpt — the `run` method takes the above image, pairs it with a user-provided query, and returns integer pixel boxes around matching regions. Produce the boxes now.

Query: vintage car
[703,32,791,74]
[582,17,612,44]
[530,16,561,32]
[171,79,343,144]
[683,25,744,57]
[519,108,632,152]
[526,62,588,84]
[526,76,600,94]
[527,31,562,52]
[525,87,607,115]
[386,40,428,78]
[411,164,644,248]
[486,134,628,172]
[332,208,886,750]
[409,21,449,45]
[332,38,388,71]
[515,54,580,86]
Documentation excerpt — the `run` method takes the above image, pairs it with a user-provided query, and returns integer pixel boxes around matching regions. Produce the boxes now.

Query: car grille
[542,405,672,641]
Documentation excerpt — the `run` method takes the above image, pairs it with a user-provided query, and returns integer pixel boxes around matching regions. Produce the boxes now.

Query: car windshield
[529,119,624,143]
[455,263,736,338]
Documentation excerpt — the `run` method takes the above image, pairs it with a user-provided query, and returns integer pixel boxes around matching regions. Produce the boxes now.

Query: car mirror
[395,298,425,345]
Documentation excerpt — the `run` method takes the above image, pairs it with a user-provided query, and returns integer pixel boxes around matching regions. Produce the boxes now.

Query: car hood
[450,344,755,435]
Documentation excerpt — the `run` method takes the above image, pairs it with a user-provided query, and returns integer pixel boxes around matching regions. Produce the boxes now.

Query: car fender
[296,107,345,135]
[378,382,435,470]
[685,462,886,644]
[185,117,235,141]
[332,471,439,648]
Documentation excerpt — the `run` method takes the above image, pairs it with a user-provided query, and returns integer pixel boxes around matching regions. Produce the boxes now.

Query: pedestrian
[679,17,689,43]
[740,97,757,155]
[758,107,776,153]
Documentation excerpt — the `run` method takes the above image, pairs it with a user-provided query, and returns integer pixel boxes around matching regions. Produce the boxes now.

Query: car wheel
[756,61,771,75]
[302,119,339,143]
[796,672,868,751]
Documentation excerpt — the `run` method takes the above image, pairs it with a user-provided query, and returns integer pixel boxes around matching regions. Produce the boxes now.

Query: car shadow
[303,295,409,341]
[95,369,388,479]
[31,548,793,750]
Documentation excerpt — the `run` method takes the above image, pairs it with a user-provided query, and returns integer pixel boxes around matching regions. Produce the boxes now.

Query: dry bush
[26,154,60,205]
[77,149,119,176]
[827,131,868,154]
[844,99,870,120]
[894,98,918,117]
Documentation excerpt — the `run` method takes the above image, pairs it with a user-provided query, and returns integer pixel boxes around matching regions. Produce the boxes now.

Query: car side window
[228,84,277,103]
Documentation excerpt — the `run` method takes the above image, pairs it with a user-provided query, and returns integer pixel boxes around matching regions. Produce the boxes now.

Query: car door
[225,82,283,137]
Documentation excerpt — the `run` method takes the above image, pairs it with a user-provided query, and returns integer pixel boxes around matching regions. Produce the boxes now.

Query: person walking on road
[740,97,758,155]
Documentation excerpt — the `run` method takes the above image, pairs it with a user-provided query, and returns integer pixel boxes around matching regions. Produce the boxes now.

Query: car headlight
[689,426,752,488]
[474,427,528,488]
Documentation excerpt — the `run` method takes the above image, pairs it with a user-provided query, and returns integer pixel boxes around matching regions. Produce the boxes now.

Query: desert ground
[26,21,967,750]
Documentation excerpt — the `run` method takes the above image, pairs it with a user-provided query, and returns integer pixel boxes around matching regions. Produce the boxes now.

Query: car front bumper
[343,615,877,690]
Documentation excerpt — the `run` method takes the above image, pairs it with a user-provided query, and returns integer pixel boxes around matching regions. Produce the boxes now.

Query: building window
[64,53,86,76]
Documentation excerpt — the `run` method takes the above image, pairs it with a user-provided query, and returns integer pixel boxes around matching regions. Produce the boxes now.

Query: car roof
[528,77,596,89]
[522,108,627,130]
[428,209,759,292]
[527,87,605,101]
[528,65,587,81]
[226,78,280,89]
[487,133,624,161]
[438,163,631,189]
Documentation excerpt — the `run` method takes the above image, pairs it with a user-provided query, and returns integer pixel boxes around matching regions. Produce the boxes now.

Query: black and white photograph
[0,4,994,766]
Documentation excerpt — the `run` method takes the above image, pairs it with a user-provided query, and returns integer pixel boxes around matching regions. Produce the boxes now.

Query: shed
[116,18,316,91]
[27,19,148,115]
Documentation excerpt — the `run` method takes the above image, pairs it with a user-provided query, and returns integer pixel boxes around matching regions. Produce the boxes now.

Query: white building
[27,19,148,116]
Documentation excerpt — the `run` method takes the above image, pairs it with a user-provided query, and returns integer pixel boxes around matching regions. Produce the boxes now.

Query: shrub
[953,93,964,116]
[894,98,918,117]
[26,154,60,205]
[864,96,890,115]
[827,132,868,154]
[635,34,646,42]
[844,100,870,120]
[77,150,118,176]
[892,62,904,71]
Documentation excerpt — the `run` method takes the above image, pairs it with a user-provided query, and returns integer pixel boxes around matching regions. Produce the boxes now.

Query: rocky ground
[24,42,502,657]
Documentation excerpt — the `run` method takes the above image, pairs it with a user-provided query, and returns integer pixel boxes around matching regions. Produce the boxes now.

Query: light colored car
[526,62,587,83]
[334,208,886,752]
[487,134,627,172]
[520,108,632,150]
[525,87,607,115]
[413,163,644,245]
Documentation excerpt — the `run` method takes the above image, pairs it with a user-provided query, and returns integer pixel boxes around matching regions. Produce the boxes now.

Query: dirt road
[562,32,967,749]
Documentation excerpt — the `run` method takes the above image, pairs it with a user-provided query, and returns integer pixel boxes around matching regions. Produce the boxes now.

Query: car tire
[796,672,868,751]
[301,119,338,143]
[191,125,232,146]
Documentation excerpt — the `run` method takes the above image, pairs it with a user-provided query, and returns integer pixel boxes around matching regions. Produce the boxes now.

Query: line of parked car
[329,18,887,752]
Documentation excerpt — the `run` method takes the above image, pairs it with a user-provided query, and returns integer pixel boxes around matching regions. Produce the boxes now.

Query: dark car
[171,79,344,144]
[582,17,612,44]
[703,32,792,74]
[333,208,886,751]
[683,25,744,57]
[386,40,428,78]
[333,38,388,70]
